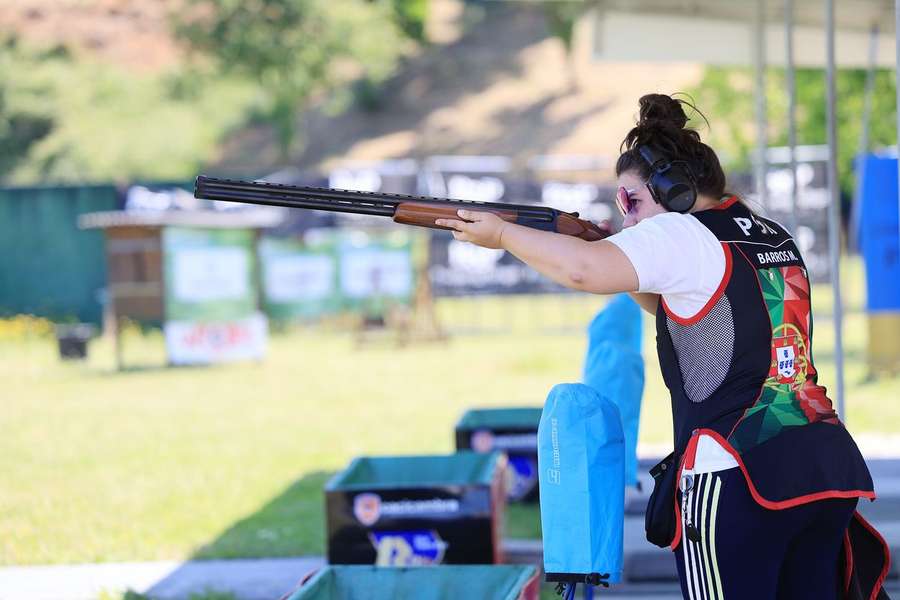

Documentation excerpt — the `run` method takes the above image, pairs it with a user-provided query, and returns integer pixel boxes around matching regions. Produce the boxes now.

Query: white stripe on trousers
[681,473,724,600]
[685,473,702,600]
[700,474,717,599]
[695,475,709,599]
[689,475,703,599]
[681,482,695,600]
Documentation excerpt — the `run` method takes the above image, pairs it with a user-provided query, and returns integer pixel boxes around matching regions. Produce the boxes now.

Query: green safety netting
[286,565,536,600]
[0,185,118,324]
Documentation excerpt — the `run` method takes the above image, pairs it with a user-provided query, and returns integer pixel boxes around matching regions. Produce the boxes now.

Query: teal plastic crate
[284,565,539,600]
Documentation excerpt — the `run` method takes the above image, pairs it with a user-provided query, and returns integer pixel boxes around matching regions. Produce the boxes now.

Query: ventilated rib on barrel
[194,175,611,241]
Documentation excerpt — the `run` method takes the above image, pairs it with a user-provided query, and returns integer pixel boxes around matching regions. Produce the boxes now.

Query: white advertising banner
[265,254,335,302]
[164,312,268,365]
[340,249,413,299]
[172,247,249,302]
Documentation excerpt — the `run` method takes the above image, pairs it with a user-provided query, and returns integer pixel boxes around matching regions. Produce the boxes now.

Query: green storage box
[284,565,540,600]
[325,452,507,565]
[455,408,542,502]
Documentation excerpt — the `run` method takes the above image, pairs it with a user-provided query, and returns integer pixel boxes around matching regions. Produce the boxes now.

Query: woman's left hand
[435,209,508,249]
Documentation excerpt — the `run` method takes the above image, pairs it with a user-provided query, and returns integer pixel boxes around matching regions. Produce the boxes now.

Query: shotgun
[194,175,612,241]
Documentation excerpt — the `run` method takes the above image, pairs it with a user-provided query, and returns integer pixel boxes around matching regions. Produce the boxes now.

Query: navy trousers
[674,467,857,599]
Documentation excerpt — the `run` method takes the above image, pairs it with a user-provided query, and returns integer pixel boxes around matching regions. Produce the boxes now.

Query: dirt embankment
[213,3,703,176]
[0,0,182,72]
[2,1,702,176]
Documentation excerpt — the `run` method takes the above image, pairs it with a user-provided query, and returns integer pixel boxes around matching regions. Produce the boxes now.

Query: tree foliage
[0,37,59,179]
[391,0,428,42]
[542,1,585,56]
[0,38,259,185]
[688,66,897,195]
[174,0,406,157]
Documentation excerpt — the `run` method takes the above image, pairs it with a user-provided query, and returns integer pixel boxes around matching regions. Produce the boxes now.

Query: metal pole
[825,0,845,419]
[784,0,799,235]
[785,0,799,235]
[850,24,879,253]
[754,0,769,210]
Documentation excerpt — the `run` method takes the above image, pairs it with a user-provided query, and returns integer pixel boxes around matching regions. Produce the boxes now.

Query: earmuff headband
[637,145,698,214]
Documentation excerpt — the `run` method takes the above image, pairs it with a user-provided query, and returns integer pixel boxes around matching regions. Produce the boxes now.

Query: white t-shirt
[607,212,739,474]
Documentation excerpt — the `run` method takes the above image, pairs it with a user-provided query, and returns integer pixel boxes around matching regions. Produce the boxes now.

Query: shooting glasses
[615,186,639,217]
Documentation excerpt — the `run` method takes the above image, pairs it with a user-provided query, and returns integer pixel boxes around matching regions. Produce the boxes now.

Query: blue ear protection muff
[637,145,698,213]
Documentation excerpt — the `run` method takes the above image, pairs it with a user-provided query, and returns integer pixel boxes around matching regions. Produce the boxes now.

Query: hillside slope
[214,3,703,177]
[2,1,703,179]
[0,0,180,72]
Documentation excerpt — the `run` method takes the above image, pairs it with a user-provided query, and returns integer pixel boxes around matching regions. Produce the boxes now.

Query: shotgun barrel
[194,175,611,241]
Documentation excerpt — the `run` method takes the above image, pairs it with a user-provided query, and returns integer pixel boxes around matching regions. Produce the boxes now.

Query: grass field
[2,262,899,567]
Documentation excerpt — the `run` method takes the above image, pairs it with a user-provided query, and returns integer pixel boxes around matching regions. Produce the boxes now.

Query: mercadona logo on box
[353,493,460,526]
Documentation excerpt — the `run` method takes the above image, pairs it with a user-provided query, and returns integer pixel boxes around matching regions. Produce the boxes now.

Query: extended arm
[435,210,639,295]
[629,292,660,314]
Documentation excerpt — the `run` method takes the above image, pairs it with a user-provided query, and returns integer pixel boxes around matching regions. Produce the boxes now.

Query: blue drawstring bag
[538,382,624,593]
[583,294,645,488]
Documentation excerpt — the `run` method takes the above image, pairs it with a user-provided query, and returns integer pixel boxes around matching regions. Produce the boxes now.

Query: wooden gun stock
[555,213,612,242]
[393,202,518,229]
[393,202,612,242]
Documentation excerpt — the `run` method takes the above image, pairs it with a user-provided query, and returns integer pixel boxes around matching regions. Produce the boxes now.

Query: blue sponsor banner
[507,454,538,501]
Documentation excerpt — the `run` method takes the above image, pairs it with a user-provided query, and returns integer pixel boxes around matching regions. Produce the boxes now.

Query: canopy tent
[591,0,894,67]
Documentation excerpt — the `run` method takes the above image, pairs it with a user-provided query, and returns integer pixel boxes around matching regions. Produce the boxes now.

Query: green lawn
[2,265,899,566]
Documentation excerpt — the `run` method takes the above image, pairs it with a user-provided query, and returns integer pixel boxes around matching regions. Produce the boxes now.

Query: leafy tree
[542,1,584,56]
[3,43,260,185]
[0,37,58,180]
[174,0,406,157]
[541,1,589,91]
[688,66,897,196]
[391,0,428,42]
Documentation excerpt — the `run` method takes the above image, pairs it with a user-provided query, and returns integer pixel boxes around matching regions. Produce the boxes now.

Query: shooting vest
[657,196,874,549]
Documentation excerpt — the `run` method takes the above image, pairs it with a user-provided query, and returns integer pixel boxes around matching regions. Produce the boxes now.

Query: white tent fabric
[591,0,894,67]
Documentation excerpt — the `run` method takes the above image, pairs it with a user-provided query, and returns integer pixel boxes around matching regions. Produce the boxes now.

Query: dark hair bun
[621,92,703,154]
[617,92,727,200]
[637,93,689,130]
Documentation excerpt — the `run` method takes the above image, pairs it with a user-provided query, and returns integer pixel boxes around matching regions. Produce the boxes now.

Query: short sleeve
[606,212,726,317]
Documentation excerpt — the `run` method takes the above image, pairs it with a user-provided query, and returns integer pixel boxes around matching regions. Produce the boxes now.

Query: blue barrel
[857,153,900,372]
[858,153,900,312]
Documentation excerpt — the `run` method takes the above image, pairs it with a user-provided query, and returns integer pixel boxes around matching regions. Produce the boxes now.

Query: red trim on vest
[712,195,739,210]
[843,530,853,594]
[669,433,701,550]
[684,432,700,470]
[854,511,892,600]
[662,243,733,326]
[671,494,683,551]
[669,428,877,552]
[699,429,875,509]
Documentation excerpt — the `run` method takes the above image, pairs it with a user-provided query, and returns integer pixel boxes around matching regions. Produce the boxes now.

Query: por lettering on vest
[733,216,777,237]
[734,217,753,236]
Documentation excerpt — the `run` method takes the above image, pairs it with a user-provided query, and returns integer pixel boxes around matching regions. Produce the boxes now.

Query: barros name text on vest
[757,250,799,264]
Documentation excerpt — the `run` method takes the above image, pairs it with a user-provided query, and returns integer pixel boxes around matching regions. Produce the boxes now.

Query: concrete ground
[2,458,899,600]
